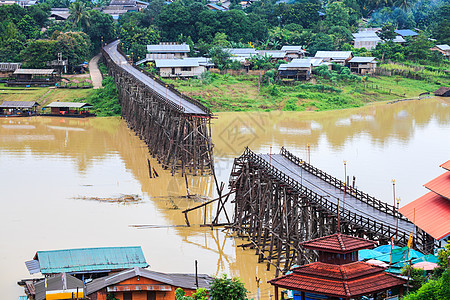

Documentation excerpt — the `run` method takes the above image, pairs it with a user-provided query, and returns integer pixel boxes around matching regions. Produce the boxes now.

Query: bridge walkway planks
[259,153,414,235]
[103,40,208,116]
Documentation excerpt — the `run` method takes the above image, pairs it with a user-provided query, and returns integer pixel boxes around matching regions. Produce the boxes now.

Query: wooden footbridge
[102,40,213,175]
[228,147,437,275]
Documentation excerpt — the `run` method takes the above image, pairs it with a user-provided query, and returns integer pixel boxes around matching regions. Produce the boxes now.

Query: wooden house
[155,59,206,78]
[278,60,313,81]
[352,29,406,50]
[25,246,148,278]
[8,69,58,86]
[44,102,95,117]
[0,62,21,77]
[269,233,406,300]
[86,267,213,300]
[434,87,450,97]
[147,43,190,59]
[280,46,305,60]
[314,51,353,65]
[0,101,39,117]
[349,57,377,74]
[50,8,69,21]
[430,44,450,59]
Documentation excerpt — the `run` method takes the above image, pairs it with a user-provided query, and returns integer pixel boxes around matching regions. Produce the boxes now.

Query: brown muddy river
[1,98,449,299]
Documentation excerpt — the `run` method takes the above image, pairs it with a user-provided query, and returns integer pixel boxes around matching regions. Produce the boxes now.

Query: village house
[348,56,377,74]
[434,87,450,97]
[25,246,149,279]
[155,59,206,78]
[85,267,213,300]
[50,8,69,21]
[256,50,287,62]
[44,102,95,117]
[0,62,21,78]
[269,233,406,300]
[0,101,39,117]
[146,43,190,60]
[430,44,450,59]
[280,45,306,60]
[206,2,228,11]
[352,29,406,50]
[278,60,313,81]
[8,69,58,86]
[314,51,353,65]
[395,29,419,39]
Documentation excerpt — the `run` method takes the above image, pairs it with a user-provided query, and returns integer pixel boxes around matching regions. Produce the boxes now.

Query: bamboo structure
[229,147,437,275]
[101,41,213,175]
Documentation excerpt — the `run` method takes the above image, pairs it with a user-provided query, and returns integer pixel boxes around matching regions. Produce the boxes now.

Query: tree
[119,22,160,62]
[53,31,92,67]
[28,4,51,28]
[17,15,39,39]
[209,46,230,70]
[403,269,450,300]
[20,39,58,68]
[175,288,208,300]
[68,1,91,29]
[208,274,248,300]
[212,32,230,47]
[308,33,334,55]
[406,32,433,61]
[84,10,115,51]
[328,26,353,49]
[325,2,350,28]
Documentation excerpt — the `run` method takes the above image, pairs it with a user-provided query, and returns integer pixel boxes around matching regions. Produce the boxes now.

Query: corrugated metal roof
[34,246,148,274]
[86,267,213,295]
[424,171,450,199]
[147,44,190,53]
[155,59,200,68]
[441,160,450,171]
[0,101,39,108]
[314,51,352,60]
[34,274,83,300]
[25,260,40,274]
[278,61,312,70]
[399,192,450,240]
[393,36,406,43]
[13,69,55,75]
[224,48,258,57]
[281,46,305,52]
[349,57,377,63]
[395,29,418,37]
[257,50,286,58]
[45,102,93,109]
[436,44,450,51]
[292,58,323,67]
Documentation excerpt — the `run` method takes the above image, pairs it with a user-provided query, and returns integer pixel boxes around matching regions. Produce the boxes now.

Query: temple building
[269,233,406,300]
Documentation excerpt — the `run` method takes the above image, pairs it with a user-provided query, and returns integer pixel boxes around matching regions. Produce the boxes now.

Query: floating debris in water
[75,194,143,205]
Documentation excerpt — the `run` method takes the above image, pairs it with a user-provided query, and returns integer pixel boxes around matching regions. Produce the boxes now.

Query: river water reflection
[1,98,449,299]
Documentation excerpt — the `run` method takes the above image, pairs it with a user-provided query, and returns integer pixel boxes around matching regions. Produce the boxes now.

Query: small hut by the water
[44,102,95,117]
[0,101,39,117]
[434,87,450,97]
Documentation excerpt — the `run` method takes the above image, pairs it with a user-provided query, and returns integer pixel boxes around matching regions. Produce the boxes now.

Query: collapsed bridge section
[102,40,213,175]
[229,147,437,275]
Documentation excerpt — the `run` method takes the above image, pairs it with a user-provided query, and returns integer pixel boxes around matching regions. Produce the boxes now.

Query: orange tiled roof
[299,233,376,254]
[269,263,405,298]
[440,160,450,171]
[399,192,450,240]
[424,171,450,199]
[292,261,385,280]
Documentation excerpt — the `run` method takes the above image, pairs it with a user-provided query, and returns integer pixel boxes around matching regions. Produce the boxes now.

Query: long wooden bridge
[102,40,213,175]
[229,147,437,275]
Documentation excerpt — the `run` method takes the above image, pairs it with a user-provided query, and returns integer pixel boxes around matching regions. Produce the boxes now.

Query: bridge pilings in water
[102,45,213,175]
[229,147,437,276]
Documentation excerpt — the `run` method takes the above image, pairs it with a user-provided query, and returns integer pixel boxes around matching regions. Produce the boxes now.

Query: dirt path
[89,53,103,89]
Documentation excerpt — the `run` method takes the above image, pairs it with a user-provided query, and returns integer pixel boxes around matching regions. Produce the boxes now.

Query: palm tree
[68,1,91,29]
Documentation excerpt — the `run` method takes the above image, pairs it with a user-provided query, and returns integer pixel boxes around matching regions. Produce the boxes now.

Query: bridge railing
[115,43,212,116]
[241,147,412,247]
[280,147,410,222]
[102,45,188,114]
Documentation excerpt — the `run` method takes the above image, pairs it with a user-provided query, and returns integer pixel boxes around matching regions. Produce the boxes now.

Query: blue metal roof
[35,246,148,274]
[395,29,418,37]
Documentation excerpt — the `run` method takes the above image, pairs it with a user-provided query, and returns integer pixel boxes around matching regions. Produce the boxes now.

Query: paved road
[259,153,414,235]
[103,40,208,115]
[89,53,103,89]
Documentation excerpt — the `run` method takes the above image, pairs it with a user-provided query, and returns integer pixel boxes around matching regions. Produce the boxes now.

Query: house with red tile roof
[269,233,406,300]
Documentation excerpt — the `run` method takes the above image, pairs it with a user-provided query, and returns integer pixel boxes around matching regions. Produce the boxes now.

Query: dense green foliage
[208,274,248,300]
[86,77,120,116]
[175,288,208,300]
[403,269,450,300]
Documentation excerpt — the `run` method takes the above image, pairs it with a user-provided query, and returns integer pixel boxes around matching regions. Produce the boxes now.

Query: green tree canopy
[208,274,248,300]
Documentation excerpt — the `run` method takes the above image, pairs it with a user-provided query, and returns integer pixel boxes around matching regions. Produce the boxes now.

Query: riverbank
[163,72,448,112]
